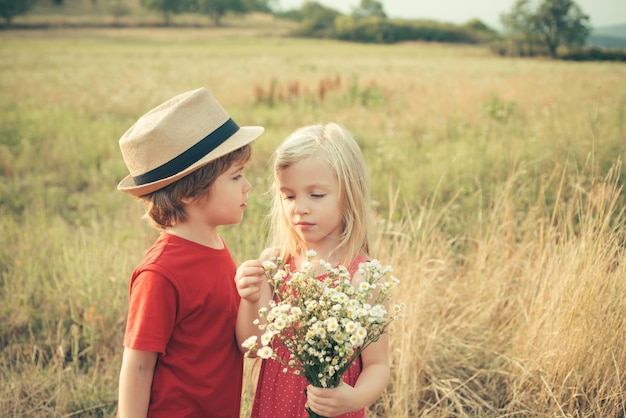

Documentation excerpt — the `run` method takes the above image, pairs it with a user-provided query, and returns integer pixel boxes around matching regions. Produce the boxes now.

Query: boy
[116,87,264,417]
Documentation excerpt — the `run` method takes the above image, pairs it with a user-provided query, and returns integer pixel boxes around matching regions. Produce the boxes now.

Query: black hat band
[132,118,239,186]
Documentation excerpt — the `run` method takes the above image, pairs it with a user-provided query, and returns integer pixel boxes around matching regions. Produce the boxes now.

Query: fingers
[235,260,267,301]
[306,384,333,400]
[305,383,353,417]
[305,385,331,414]
[238,259,265,272]
[237,274,265,292]
[235,260,264,281]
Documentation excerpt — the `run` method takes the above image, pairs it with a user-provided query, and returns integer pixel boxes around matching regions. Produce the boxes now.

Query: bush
[287,1,340,37]
[332,17,481,44]
[488,35,547,57]
[559,46,626,61]
[463,18,499,43]
[333,16,397,43]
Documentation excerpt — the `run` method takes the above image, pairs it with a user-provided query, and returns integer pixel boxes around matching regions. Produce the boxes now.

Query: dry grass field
[1,18,625,417]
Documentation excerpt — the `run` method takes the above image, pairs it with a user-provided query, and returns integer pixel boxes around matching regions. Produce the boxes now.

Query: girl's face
[276,156,344,260]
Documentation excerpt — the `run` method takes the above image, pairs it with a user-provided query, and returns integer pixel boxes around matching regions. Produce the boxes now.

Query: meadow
[1,20,625,417]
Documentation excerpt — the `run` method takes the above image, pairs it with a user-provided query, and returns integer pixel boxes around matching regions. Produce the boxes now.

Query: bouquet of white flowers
[242,250,404,418]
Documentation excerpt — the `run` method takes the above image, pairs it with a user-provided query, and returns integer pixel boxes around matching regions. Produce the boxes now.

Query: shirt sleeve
[123,270,178,354]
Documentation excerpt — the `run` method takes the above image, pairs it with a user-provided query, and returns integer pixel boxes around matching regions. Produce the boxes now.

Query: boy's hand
[235,260,266,303]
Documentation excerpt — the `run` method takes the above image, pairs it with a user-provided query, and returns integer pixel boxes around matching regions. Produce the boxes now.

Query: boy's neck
[166,224,224,249]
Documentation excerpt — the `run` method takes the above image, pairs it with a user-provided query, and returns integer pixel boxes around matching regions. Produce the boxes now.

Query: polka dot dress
[249,255,369,418]
[250,342,364,418]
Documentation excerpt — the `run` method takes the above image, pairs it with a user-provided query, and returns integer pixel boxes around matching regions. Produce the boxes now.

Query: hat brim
[117,126,264,197]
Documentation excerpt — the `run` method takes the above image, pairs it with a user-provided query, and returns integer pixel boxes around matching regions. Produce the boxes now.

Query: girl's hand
[305,381,359,417]
[235,259,266,303]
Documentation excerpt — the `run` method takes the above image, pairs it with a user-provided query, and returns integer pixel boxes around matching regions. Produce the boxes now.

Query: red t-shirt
[123,232,243,418]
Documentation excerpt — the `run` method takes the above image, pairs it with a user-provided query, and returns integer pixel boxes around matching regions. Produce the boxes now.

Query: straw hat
[117,87,264,196]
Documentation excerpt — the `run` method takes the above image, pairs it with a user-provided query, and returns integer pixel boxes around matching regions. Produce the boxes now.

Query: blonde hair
[269,123,371,266]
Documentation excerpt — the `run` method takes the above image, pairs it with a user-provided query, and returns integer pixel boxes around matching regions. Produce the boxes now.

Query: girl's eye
[311,194,325,198]
[283,195,295,200]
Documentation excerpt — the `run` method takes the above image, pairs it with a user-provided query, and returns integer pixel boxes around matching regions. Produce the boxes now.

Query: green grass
[1,25,625,417]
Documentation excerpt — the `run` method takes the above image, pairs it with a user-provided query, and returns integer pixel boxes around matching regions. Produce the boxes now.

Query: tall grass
[376,161,625,416]
[0,26,624,417]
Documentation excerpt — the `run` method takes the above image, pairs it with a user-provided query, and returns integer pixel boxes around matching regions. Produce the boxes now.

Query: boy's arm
[118,347,158,418]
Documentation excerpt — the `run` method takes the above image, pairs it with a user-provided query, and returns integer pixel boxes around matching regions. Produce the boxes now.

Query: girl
[236,123,390,418]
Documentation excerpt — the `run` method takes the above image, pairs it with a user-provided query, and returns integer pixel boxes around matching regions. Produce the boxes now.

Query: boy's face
[187,161,252,227]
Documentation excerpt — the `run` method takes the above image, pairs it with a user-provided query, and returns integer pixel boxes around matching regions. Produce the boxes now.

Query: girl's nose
[294,198,309,215]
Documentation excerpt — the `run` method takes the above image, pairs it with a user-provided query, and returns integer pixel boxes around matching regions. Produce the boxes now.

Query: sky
[278,0,626,29]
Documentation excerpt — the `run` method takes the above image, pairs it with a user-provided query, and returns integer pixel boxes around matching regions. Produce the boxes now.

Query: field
[1,19,625,417]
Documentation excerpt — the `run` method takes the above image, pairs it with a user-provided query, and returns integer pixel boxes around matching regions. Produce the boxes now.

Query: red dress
[250,255,369,418]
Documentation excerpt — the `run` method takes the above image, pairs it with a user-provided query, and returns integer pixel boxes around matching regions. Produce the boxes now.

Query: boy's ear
[180,196,193,205]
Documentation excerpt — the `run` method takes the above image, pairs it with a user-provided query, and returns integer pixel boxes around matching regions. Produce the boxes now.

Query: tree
[352,0,386,19]
[241,0,277,14]
[296,1,341,36]
[140,0,191,25]
[500,0,539,56]
[464,18,498,42]
[0,0,37,27]
[500,0,591,58]
[193,0,246,25]
[531,0,590,57]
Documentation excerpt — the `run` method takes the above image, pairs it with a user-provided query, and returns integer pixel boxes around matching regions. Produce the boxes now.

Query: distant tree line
[493,0,625,60]
[275,1,497,44]
[0,0,276,26]
[274,0,624,60]
[496,0,589,57]
[2,0,624,61]
[140,0,277,26]
[288,0,623,60]
[0,0,37,25]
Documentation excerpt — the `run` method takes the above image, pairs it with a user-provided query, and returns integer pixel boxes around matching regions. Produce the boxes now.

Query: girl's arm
[118,347,158,418]
[235,258,273,351]
[305,334,390,416]
[305,266,391,415]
